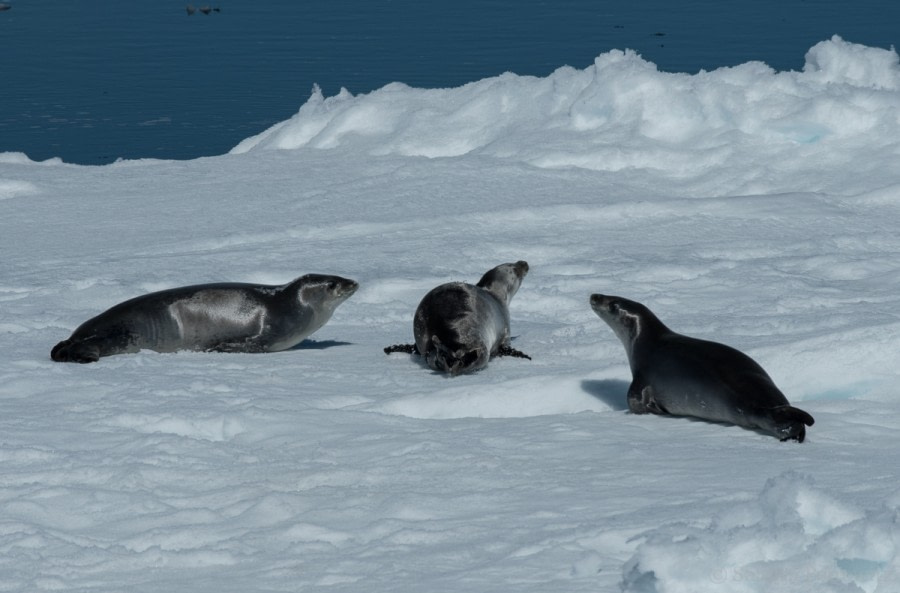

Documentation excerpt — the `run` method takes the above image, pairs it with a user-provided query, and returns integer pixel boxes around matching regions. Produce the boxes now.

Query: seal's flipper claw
[384,343,418,355]
[497,344,531,360]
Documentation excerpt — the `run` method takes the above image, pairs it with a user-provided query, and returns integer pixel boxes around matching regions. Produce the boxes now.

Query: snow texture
[2,37,900,592]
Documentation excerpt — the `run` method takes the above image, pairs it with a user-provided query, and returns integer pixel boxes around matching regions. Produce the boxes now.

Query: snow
[2,36,900,592]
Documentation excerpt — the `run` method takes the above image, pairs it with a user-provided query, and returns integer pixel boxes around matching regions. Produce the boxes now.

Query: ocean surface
[2,0,897,165]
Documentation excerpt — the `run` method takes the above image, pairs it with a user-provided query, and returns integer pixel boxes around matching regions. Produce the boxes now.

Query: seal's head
[297,274,359,310]
[477,260,529,305]
[590,293,668,353]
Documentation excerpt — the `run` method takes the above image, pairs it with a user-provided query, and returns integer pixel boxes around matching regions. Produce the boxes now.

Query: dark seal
[385,261,531,375]
[51,274,358,363]
[590,294,814,442]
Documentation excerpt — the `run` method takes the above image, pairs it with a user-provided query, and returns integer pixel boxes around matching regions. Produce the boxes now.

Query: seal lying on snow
[51,274,358,363]
[385,261,531,375]
[590,294,814,442]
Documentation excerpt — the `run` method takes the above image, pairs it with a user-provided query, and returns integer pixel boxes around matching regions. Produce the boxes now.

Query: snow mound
[0,178,39,200]
[803,35,900,89]
[622,473,900,593]
[232,37,900,194]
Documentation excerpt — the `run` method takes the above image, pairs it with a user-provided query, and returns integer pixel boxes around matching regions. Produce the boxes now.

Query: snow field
[1,36,900,592]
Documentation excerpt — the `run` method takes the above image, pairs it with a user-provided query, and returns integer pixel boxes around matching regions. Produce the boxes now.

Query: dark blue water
[2,1,897,164]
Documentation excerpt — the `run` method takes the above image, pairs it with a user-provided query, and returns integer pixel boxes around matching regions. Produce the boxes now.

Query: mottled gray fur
[409,261,530,375]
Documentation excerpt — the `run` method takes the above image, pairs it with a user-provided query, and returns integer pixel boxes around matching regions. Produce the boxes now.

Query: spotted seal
[590,293,814,441]
[385,261,530,375]
[51,274,358,363]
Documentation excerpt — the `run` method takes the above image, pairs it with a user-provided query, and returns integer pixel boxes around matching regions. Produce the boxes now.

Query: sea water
[1,0,897,164]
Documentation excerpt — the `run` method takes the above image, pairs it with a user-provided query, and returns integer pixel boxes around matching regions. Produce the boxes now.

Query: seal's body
[51,274,358,363]
[590,294,814,442]
[387,261,530,375]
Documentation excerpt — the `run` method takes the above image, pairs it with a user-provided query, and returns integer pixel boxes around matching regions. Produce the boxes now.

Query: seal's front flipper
[497,344,531,360]
[768,405,815,443]
[384,343,419,355]
[627,381,667,415]
[208,340,266,354]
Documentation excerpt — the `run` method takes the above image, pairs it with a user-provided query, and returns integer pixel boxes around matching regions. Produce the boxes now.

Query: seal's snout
[50,339,100,363]
[342,278,360,296]
[50,339,70,362]
[590,293,607,311]
[327,276,358,299]
[514,260,529,277]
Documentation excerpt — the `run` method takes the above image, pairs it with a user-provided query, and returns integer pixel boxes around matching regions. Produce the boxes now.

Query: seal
[385,261,531,375]
[51,274,358,363]
[590,294,814,442]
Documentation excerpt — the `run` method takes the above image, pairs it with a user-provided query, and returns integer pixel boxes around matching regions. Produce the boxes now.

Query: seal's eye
[327,281,337,290]
[609,301,620,314]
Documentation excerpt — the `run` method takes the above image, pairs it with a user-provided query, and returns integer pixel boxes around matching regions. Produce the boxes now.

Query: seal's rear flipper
[769,405,815,443]
[384,343,418,355]
[429,337,482,376]
[497,344,531,360]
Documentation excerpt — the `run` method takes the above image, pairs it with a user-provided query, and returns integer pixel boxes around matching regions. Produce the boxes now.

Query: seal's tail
[769,405,815,443]
[430,336,480,376]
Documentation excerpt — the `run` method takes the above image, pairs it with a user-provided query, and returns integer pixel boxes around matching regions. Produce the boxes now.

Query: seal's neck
[477,274,520,306]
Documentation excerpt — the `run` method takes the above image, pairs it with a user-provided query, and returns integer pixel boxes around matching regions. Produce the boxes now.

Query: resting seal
[385,261,531,375]
[51,274,358,363]
[590,294,814,442]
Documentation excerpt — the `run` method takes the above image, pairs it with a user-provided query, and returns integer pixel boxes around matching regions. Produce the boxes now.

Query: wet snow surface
[2,37,900,592]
